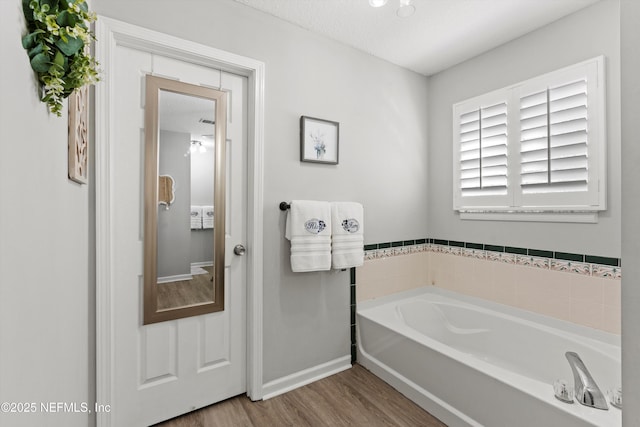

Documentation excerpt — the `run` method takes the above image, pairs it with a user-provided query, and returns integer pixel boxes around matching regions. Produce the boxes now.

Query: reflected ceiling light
[397,0,415,17]
[188,140,207,155]
[369,0,388,7]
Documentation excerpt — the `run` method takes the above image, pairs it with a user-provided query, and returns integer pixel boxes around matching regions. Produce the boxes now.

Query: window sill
[458,211,598,224]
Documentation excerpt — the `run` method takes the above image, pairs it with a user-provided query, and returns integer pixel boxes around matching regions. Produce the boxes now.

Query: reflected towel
[202,205,214,229]
[190,206,203,230]
[331,202,364,269]
[285,200,331,272]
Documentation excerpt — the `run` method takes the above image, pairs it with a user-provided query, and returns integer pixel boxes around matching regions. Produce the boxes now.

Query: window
[452,56,606,221]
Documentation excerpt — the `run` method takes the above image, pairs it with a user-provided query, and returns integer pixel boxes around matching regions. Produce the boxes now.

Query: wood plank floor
[157,266,214,310]
[153,364,447,427]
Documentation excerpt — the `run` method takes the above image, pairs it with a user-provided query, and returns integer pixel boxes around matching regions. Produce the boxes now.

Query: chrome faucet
[565,351,608,410]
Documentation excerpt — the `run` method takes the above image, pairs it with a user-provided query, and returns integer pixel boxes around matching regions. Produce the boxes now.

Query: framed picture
[300,116,339,164]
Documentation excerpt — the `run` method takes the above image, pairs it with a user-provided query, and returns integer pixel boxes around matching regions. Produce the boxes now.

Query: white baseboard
[157,274,192,284]
[262,355,352,400]
[191,261,213,268]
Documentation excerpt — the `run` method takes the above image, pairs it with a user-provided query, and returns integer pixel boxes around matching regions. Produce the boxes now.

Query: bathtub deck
[153,364,447,427]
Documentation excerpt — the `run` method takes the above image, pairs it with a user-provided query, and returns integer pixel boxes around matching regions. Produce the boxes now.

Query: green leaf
[22,0,35,22]
[22,32,38,49]
[78,1,88,13]
[53,50,65,67]
[63,80,76,92]
[55,36,83,56]
[30,52,51,73]
[27,43,44,59]
[59,0,69,9]
[56,10,78,27]
[41,0,59,11]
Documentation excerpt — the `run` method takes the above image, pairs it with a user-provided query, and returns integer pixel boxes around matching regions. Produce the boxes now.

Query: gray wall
[157,130,191,278]
[621,0,640,424]
[427,0,621,258]
[190,147,214,206]
[0,2,94,426]
[190,230,213,265]
[92,0,430,384]
[189,146,214,265]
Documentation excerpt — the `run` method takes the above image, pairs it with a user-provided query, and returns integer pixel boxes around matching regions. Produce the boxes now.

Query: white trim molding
[156,274,193,284]
[94,17,265,427]
[261,356,352,400]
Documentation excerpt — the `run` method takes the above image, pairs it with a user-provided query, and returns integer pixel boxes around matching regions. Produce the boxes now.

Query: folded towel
[190,206,203,230]
[331,202,364,269]
[202,205,214,229]
[285,200,331,272]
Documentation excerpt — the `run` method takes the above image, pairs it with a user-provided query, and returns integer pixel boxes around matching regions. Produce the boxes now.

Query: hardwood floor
[153,364,447,427]
[157,266,214,310]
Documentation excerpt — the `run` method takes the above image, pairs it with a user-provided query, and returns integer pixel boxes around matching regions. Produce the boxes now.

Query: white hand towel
[331,202,364,269]
[190,206,203,230]
[202,205,214,229]
[285,200,331,272]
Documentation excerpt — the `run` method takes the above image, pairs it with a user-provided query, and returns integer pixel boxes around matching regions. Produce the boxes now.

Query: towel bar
[279,202,291,211]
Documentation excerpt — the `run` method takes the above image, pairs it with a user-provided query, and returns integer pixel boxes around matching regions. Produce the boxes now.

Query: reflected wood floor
[153,364,447,427]
[157,266,214,310]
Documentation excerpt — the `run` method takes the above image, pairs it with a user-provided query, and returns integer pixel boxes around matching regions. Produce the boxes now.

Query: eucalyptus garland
[21,0,99,116]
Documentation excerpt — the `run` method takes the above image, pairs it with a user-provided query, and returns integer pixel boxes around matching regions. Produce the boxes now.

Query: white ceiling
[159,90,216,145]
[231,0,600,76]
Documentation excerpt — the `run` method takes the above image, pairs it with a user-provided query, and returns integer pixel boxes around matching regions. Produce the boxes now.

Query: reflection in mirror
[143,75,227,325]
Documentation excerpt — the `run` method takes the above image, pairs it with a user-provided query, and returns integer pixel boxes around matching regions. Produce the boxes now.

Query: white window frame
[452,56,606,222]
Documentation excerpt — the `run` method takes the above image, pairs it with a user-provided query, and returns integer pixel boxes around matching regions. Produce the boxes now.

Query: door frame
[94,17,265,426]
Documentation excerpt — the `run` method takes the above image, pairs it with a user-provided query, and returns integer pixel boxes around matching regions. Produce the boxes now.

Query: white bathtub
[357,287,621,427]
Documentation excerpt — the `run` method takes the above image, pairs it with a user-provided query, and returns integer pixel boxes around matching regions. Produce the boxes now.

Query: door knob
[233,244,246,256]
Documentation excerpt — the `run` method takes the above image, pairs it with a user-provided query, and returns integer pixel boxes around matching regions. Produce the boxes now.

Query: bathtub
[357,287,621,427]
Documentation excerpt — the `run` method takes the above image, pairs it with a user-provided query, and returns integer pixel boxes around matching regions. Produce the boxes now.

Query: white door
[110,44,247,426]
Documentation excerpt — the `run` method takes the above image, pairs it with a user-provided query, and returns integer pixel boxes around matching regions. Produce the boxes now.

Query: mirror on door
[143,75,228,324]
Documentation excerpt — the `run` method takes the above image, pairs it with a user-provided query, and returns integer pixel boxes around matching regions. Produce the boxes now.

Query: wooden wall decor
[68,85,89,184]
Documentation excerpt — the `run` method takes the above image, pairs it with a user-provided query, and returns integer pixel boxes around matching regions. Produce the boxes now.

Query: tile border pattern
[363,238,621,280]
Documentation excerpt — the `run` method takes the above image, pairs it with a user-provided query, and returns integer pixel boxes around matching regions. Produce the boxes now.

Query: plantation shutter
[458,102,508,197]
[520,79,589,194]
[453,56,604,216]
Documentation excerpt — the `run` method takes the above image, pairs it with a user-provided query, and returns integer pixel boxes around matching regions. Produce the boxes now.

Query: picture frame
[300,116,339,164]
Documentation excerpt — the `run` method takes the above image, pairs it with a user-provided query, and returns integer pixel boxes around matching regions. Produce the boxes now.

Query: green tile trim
[361,237,620,269]
[554,252,584,262]
[585,255,619,267]
[350,266,357,360]
[505,246,528,255]
[465,242,483,250]
[529,249,553,258]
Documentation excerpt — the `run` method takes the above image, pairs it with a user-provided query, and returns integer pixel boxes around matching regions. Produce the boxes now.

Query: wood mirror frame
[143,75,227,325]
